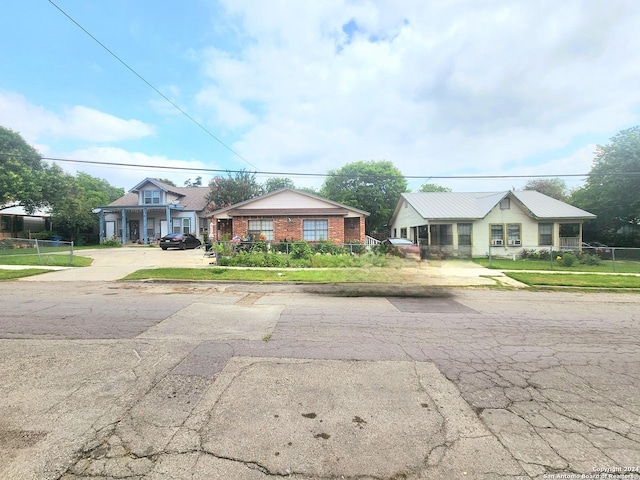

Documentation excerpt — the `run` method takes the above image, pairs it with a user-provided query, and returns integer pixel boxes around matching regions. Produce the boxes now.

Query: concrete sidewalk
[13,246,524,287]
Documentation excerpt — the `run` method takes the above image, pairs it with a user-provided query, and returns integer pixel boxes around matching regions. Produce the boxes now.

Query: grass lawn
[0,269,53,280]
[124,266,396,283]
[473,257,640,273]
[506,272,640,288]
[0,254,92,267]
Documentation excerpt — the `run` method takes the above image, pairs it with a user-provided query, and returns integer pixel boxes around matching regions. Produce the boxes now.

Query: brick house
[208,189,369,244]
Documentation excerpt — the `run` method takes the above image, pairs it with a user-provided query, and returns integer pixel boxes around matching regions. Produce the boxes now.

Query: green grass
[123,266,393,283]
[473,257,640,273]
[506,272,640,288]
[0,254,92,267]
[0,269,53,280]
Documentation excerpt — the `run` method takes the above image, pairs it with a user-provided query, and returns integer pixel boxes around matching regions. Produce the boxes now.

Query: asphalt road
[1,278,639,480]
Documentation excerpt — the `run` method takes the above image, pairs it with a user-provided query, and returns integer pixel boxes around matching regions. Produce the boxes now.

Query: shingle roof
[106,178,210,212]
[401,191,595,220]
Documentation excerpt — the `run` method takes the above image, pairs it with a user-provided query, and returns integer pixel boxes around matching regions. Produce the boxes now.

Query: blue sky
[2,0,640,194]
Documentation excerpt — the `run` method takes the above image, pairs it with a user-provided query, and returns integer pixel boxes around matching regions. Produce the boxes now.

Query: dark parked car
[159,233,202,250]
[383,238,421,259]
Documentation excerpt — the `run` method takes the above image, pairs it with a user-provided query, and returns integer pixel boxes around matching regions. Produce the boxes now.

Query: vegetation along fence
[488,244,640,272]
[0,237,75,265]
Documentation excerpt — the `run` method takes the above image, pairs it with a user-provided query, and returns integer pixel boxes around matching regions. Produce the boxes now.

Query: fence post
[611,247,616,272]
[488,245,492,267]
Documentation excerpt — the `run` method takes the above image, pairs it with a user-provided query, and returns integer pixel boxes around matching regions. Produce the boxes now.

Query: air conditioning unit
[491,239,504,246]
[508,239,521,246]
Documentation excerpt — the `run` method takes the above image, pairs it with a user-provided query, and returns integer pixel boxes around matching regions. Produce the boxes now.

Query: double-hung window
[458,223,472,246]
[303,219,328,241]
[248,220,274,241]
[539,223,553,246]
[143,190,161,205]
[507,224,521,245]
[490,224,504,245]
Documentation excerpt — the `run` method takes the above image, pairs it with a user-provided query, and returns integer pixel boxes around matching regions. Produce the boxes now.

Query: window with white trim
[173,218,190,234]
[248,219,274,240]
[303,219,328,241]
[143,190,161,205]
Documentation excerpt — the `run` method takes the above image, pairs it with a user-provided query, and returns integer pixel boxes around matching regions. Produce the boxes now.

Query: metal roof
[400,191,595,220]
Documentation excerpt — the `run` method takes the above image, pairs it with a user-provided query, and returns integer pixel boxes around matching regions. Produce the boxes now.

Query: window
[400,228,407,238]
[429,224,453,245]
[173,218,190,234]
[490,224,504,244]
[303,219,328,241]
[248,219,274,240]
[142,190,161,205]
[507,224,521,245]
[539,223,553,246]
[457,223,472,246]
[500,198,511,210]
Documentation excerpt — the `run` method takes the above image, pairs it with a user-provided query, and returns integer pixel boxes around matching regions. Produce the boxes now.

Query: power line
[31,155,640,180]
[47,0,258,170]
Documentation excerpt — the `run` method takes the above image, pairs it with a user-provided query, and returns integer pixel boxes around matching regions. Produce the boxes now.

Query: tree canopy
[571,126,640,245]
[0,126,47,213]
[207,170,264,209]
[263,177,296,193]
[418,183,451,192]
[523,178,568,201]
[321,160,408,233]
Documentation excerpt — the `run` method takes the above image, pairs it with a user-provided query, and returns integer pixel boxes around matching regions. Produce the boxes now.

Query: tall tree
[50,172,124,242]
[264,177,296,193]
[523,178,568,201]
[572,126,640,246]
[207,170,264,209]
[0,126,46,213]
[321,160,408,233]
[419,183,451,192]
[184,176,202,187]
[153,178,177,187]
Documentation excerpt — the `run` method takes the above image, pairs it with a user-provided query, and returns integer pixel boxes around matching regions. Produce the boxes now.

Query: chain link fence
[0,237,75,265]
[488,244,640,272]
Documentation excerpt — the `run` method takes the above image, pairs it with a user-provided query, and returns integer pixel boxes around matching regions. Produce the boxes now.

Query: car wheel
[161,247,167,250]
[180,242,186,250]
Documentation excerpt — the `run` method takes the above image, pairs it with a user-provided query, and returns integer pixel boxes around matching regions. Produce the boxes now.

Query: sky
[1,0,640,195]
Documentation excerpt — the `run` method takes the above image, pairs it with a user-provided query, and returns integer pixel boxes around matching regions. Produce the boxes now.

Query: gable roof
[396,191,595,221]
[208,188,370,217]
[106,178,210,211]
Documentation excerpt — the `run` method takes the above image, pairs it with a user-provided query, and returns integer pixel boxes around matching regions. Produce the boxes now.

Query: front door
[129,221,139,241]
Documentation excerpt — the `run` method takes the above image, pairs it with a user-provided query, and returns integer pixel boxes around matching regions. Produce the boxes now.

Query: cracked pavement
[0,281,638,479]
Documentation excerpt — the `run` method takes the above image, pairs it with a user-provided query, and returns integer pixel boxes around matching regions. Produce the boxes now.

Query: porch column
[121,209,127,244]
[99,210,105,244]
[142,208,148,244]
[166,206,171,234]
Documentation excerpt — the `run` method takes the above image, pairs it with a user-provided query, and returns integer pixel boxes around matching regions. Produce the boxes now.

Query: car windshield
[164,234,181,239]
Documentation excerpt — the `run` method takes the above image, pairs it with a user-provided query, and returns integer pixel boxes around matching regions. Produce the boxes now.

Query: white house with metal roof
[388,191,596,258]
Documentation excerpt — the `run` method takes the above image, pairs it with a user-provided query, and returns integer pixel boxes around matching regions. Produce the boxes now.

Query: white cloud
[59,147,216,190]
[193,0,640,188]
[0,90,155,143]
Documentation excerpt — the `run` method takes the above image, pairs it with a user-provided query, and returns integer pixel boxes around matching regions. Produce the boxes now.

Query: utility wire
[47,0,258,170]
[28,155,639,180]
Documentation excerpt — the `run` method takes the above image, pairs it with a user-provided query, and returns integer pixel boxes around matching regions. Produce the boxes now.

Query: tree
[320,160,408,233]
[523,178,568,201]
[153,178,177,187]
[264,177,295,193]
[0,126,47,213]
[184,176,202,187]
[571,126,640,246]
[419,183,451,192]
[207,170,264,209]
[50,172,124,242]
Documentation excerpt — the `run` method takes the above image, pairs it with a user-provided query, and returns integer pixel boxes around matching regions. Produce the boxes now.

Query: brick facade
[211,215,364,243]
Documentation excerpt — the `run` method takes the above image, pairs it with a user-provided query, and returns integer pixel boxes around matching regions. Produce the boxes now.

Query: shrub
[346,240,365,254]
[313,241,347,256]
[101,238,122,247]
[520,248,539,260]
[250,241,268,253]
[561,252,576,267]
[291,241,313,260]
[579,253,601,266]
